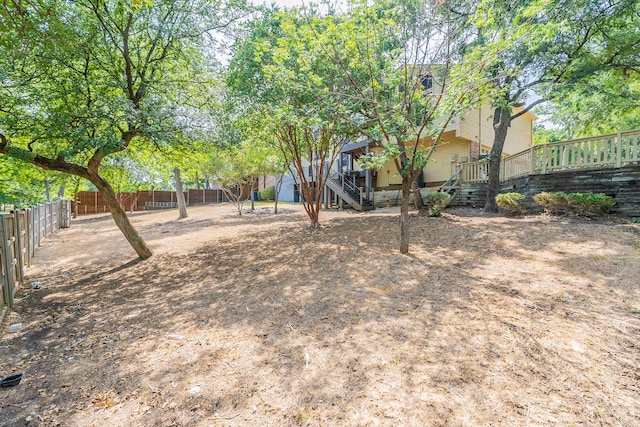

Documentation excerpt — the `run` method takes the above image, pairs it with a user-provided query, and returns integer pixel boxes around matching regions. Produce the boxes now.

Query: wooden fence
[74,189,229,215]
[461,129,640,183]
[1,200,71,322]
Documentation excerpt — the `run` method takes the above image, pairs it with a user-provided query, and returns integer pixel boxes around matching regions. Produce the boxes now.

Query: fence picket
[0,200,71,323]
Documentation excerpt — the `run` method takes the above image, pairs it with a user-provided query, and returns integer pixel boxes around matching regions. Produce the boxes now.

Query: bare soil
[1,203,639,426]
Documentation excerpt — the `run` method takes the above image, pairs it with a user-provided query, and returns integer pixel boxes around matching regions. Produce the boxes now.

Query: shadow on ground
[1,211,639,426]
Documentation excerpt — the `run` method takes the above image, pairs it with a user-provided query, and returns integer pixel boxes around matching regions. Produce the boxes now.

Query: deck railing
[461,161,489,183]
[460,129,640,183]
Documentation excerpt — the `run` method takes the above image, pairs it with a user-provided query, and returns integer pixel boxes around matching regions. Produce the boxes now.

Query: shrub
[533,192,570,215]
[422,192,450,217]
[566,192,615,216]
[495,192,526,215]
[258,186,275,201]
[534,191,615,216]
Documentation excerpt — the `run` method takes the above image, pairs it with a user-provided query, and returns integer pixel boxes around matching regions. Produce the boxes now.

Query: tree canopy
[2,0,638,257]
[0,0,246,257]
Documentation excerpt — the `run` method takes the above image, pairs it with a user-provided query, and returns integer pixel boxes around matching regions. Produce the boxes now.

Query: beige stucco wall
[459,104,534,157]
[370,138,472,186]
[366,105,533,187]
[370,147,404,187]
[422,138,470,184]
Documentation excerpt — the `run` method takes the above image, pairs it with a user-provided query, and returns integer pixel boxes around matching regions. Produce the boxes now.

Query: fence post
[54,201,58,229]
[45,202,48,235]
[37,204,42,247]
[60,199,70,228]
[542,145,548,174]
[28,207,35,259]
[13,211,24,286]
[1,215,15,308]
[23,210,30,267]
[616,130,623,168]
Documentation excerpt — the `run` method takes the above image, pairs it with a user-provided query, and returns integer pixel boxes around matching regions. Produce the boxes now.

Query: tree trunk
[44,178,51,202]
[250,178,255,211]
[301,183,320,227]
[174,168,188,219]
[274,174,284,214]
[72,178,81,219]
[92,175,153,258]
[413,173,424,210]
[400,176,411,254]
[130,190,140,214]
[222,185,245,215]
[483,106,511,213]
[57,178,66,198]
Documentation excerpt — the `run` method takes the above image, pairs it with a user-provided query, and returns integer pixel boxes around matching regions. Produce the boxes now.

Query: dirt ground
[1,203,639,426]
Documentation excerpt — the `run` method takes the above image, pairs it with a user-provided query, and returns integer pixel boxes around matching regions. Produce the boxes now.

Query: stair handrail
[438,168,462,194]
[342,174,360,194]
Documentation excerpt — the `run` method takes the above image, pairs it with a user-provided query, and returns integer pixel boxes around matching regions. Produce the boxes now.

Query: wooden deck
[450,130,640,215]
[460,129,640,184]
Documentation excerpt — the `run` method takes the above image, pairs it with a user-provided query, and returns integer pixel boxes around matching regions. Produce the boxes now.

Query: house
[274,104,536,209]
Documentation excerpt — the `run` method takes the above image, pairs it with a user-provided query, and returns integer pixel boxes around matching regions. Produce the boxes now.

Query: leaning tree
[0,0,246,258]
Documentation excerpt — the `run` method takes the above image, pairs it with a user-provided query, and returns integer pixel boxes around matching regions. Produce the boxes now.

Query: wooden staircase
[437,169,462,206]
[326,174,375,211]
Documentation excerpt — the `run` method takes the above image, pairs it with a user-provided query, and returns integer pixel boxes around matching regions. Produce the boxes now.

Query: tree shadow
[1,213,638,425]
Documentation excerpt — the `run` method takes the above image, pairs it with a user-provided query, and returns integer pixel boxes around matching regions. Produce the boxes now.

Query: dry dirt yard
[1,203,639,427]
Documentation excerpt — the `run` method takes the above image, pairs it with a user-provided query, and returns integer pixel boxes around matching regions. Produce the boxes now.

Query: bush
[495,192,526,215]
[258,186,275,201]
[566,192,616,216]
[422,192,450,217]
[534,191,615,216]
[533,192,570,215]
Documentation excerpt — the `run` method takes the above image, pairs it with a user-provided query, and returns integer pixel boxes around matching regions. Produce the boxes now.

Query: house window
[420,74,433,92]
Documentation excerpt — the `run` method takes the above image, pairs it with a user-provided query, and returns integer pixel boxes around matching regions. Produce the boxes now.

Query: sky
[256,0,346,10]
[261,0,311,7]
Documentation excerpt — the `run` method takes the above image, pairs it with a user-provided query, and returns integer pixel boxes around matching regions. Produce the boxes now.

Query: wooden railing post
[529,146,535,175]
[616,130,623,168]
[542,144,548,174]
